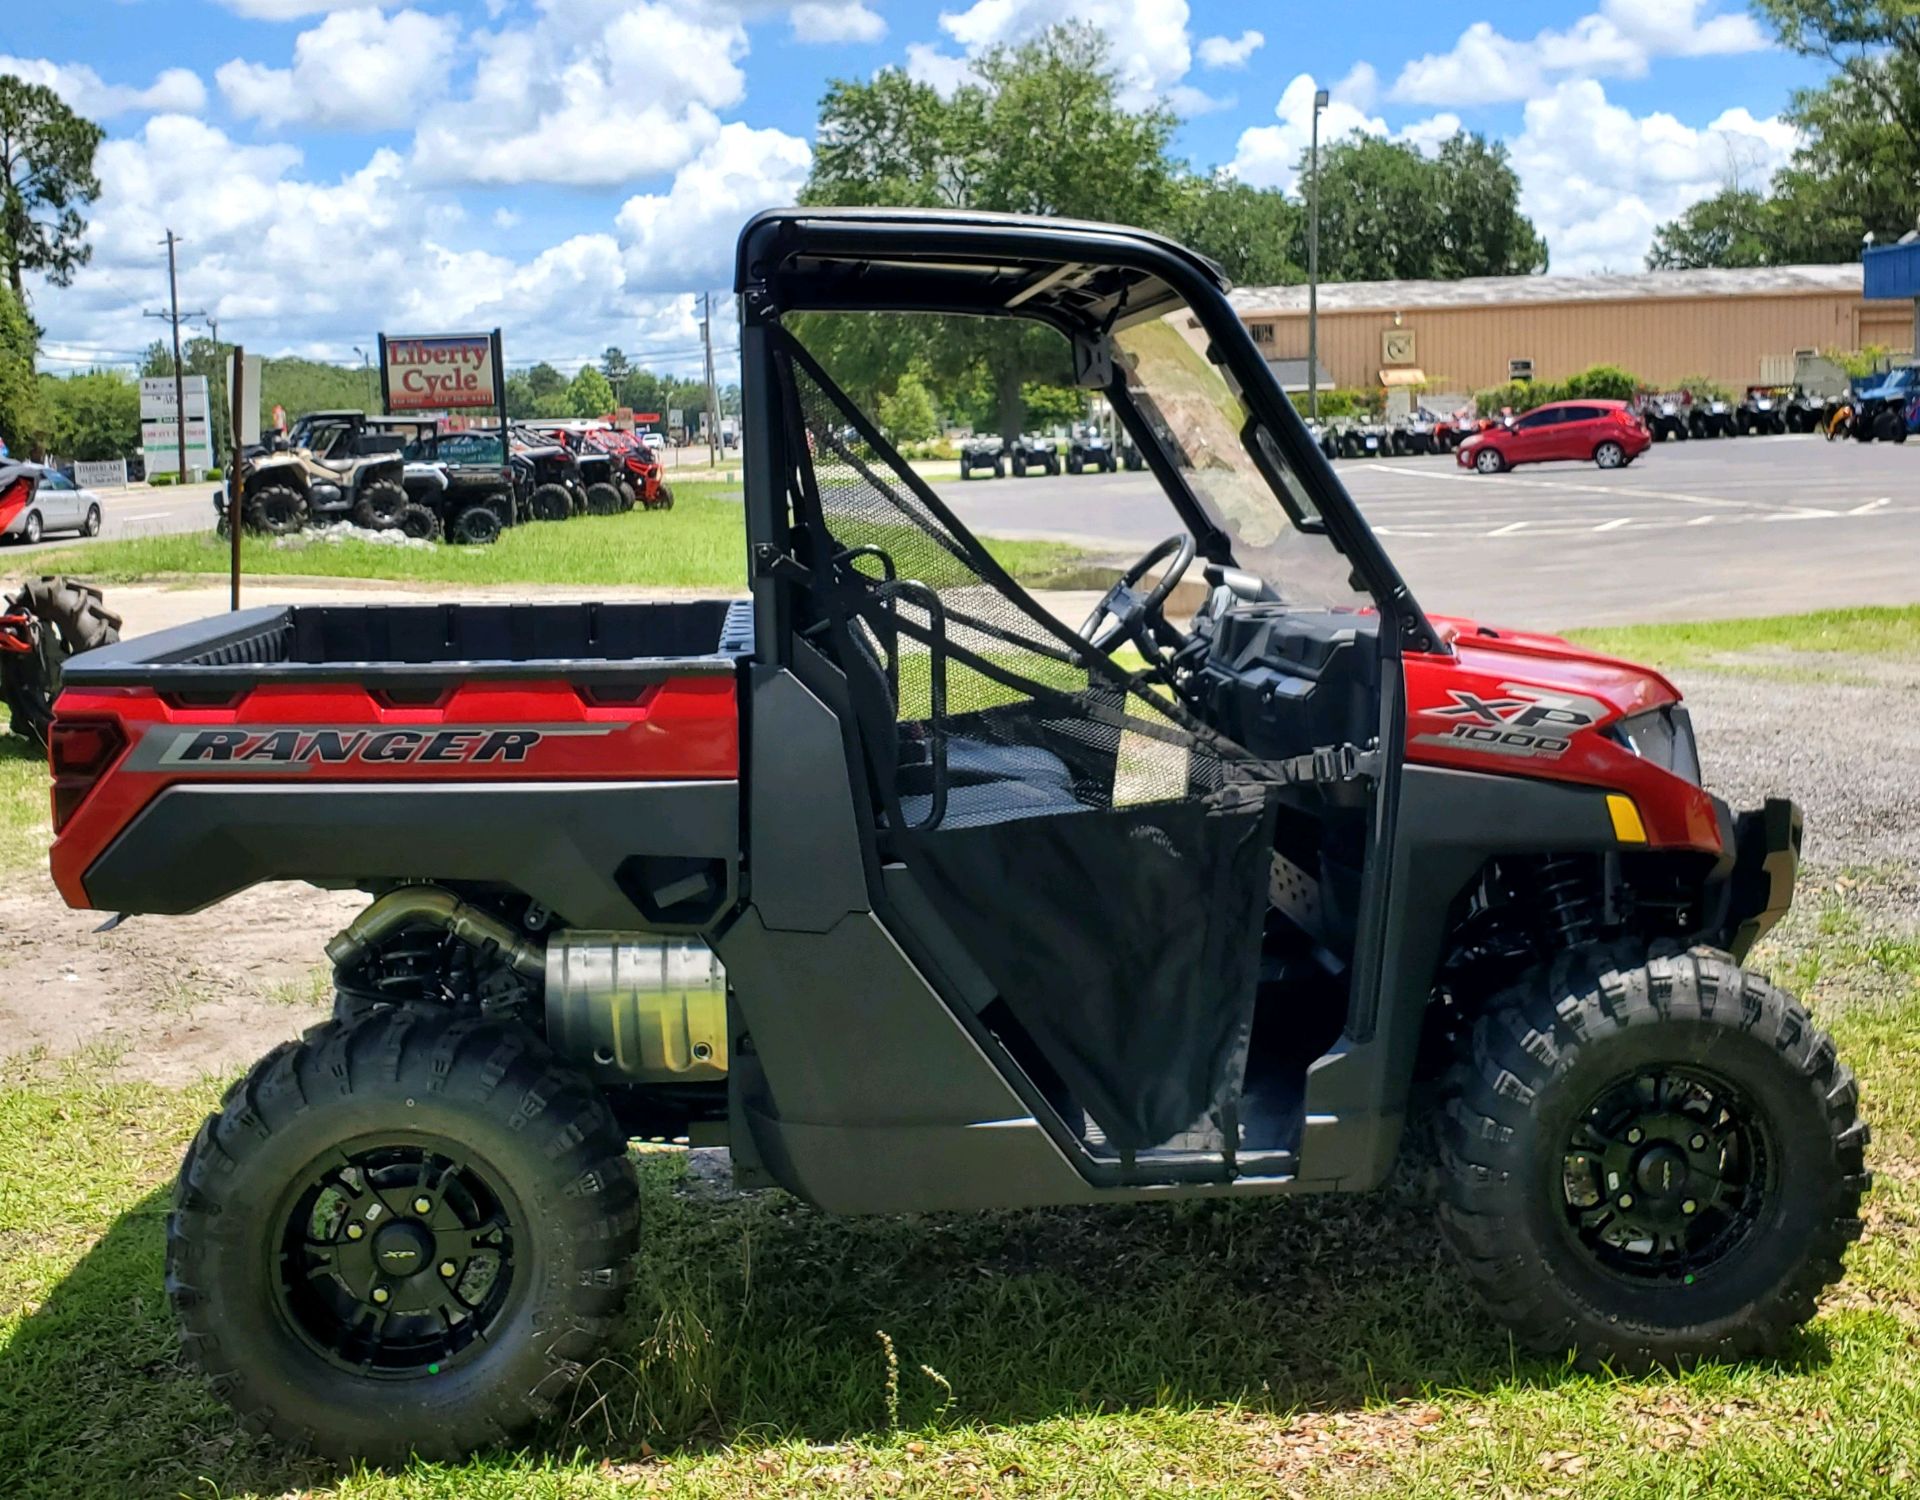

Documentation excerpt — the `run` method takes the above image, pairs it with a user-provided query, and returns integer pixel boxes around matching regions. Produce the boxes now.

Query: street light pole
[1308,88,1329,426]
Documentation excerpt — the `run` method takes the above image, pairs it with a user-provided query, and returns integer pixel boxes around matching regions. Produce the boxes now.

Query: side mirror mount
[1071,332,1114,390]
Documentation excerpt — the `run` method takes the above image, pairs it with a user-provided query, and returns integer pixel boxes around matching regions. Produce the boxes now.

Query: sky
[8,0,1827,380]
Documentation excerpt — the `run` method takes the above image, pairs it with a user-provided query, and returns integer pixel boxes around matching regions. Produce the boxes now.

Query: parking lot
[939,435,1920,628]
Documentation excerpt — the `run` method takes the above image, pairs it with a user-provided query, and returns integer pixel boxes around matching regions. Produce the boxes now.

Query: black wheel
[245,484,309,536]
[448,504,503,546]
[1877,412,1906,444]
[21,509,42,545]
[83,504,102,537]
[0,575,122,746]
[959,459,971,480]
[992,458,1005,479]
[616,480,638,511]
[1011,455,1026,478]
[1439,945,1867,1371]
[528,483,572,521]
[585,482,623,515]
[351,480,409,529]
[168,1008,640,1466]
[1067,457,1082,476]
[393,501,440,540]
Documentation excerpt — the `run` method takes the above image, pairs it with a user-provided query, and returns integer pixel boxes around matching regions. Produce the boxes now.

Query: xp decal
[1412,684,1608,760]
[126,722,618,774]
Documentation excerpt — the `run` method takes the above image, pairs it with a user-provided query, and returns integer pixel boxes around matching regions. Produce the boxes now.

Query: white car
[0,461,105,545]
[640,431,666,453]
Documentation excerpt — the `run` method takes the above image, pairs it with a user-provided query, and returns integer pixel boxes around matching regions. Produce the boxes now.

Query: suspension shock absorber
[1535,854,1601,947]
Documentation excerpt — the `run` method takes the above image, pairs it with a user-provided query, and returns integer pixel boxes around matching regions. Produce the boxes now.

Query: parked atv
[1785,388,1830,434]
[44,209,1868,1466]
[0,575,120,747]
[1066,425,1117,474]
[1010,433,1061,477]
[1339,422,1387,458]
[1118,433,1147,470]
[1643,394,1690,443]
[1736,388,1788,436]
[958,435,1006,480]
[1687,397,1736,439]
[230,410,410,535]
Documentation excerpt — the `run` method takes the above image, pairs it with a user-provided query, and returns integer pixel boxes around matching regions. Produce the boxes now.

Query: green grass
[25,489,1084,592]
[0,733,47,876]
[2,913,1918,1499]
[1567,604,1920,668]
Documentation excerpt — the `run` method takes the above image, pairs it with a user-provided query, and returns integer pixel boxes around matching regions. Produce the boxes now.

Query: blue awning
[1864,243,1920,300]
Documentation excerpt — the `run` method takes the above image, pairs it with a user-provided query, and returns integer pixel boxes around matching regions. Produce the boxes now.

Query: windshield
[1114,311,1365,611]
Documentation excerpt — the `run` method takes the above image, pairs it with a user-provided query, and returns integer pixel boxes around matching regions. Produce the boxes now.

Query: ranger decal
[127,722,618,774]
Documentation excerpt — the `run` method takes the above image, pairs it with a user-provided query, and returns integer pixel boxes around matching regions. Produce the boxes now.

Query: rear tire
[351,480,409,530]
[0,575,122,746]
[168,1008,641,1466]
[585,481,623,515]
[449,504,503,545]
[1594,441,1626,469]
[83,504,102,537]
[1438,945,1866,1372]
[528,483,572,521]
[393,501,440,540]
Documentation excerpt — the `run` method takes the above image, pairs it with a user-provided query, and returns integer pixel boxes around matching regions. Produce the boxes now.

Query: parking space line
[1488,521,1529,536]
[1593,518,1634,532]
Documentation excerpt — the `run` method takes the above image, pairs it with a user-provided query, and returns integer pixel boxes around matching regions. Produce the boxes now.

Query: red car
[1455,399,1649,474]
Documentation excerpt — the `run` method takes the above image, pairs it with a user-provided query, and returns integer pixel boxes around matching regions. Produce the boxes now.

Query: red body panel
[49,674,739,908]
[1406,615,1722,854]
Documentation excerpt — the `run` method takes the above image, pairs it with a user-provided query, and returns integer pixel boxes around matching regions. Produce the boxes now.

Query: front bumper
[1716,797,1803,960]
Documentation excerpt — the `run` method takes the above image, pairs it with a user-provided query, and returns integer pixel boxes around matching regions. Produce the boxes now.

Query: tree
[805,23,1183,440]
[1649,3,1920,265]
[568,365,615,418]
[38,367,139,460]
[525,362,566,399]
[0,76,103,299]
[618,368,667,414]
[877,372,937,442]
[601,346,631,387]
[139,341,174,378]
[1647,188,1780,269]
[0,284,44,454]
[1170,177,1302,286]
[1304,132,1546,283]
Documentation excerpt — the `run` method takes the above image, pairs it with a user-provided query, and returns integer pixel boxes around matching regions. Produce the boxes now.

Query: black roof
[735,207,1229,331]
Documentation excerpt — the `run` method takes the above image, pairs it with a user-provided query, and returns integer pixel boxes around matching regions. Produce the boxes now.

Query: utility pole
[142,230,206,481]
[700,290,720,468]
[1308,89,1329,426]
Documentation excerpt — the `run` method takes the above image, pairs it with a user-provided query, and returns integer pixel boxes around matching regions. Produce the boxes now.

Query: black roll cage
[732,207,1444,661]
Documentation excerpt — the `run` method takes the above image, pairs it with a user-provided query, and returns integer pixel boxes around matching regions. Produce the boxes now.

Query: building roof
[1230,263,1865,318]
[1264,357,1338,393]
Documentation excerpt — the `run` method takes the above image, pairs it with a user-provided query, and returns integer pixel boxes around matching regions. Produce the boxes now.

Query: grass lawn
[23,487,1086,592]
[1568,604,1920,667]
[0,733,47,876]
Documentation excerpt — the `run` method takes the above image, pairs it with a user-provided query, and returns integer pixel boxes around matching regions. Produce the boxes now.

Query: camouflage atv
[229,411,410,536]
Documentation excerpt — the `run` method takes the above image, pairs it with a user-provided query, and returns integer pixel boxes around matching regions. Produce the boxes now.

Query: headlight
[1610,705,1701,785]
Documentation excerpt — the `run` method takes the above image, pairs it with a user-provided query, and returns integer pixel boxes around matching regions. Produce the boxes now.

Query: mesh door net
[776,330,1275,1152]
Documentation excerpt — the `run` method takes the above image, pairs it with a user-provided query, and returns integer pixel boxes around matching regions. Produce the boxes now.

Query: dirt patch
[0,878,359,1085]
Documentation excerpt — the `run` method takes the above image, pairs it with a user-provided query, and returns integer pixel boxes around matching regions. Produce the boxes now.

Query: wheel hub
[373,1218,436,1278]
[1559,1066,1770,1282]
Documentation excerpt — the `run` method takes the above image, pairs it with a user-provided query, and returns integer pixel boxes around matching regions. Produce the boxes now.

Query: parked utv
[1066,424,1118,473]
[228,410,411,535]
[1850,366,1918,443]
[957,434,1006,479]
[377,421,517,544]
[508,427,590,518]
[46,209,1866,1467]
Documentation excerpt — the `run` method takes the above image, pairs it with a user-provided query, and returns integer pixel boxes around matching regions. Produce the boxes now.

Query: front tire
[1474,446,1506,474]
[585,481,624,515]
[351,480,409,530]
[1438,945,1866,1372]
[168,1008,640,1466]
[22,510,42,545]
[393,500,441,540]
[528,483,572,521]
[448,504,503,545]
[245,484,309,536]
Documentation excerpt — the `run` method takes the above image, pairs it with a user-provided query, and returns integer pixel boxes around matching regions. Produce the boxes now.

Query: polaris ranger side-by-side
[46,211,1864,1465]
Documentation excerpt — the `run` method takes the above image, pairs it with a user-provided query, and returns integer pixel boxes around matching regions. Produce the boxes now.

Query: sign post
[226,346,254,611]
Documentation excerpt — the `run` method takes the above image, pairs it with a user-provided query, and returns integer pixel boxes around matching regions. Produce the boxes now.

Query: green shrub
[1475,379,1566,414]
[1562,364,1642,401]
[1677,373,1733,403]
[1286,387,1378,420]
[898,439,959,461]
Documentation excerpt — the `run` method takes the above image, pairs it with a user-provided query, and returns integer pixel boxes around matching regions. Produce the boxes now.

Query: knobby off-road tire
[245,484,309,536]
[1438,944,1867,1371]
[449,504,504,545]
[528,483,573,522]
[1,575,121,745]
[168,1007,641,1466]
[393,501,441,541]
[351,480,410,530]
[585,481,624,516]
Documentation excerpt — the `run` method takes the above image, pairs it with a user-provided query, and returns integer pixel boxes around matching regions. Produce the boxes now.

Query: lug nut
[1626,1128,1644,1145]
[439,1261,458,1279]
[1690,1134,1708,1151]
[1682,1199,1698,1215]
[371,1286,391,1305]
[1618,1194,1635,1210]
[413,1196,433,1215]
[345,1222,365,1241]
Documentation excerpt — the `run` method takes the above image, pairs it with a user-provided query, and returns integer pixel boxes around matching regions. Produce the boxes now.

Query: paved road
[6,439,1914,632]
[5,480,220,557]
[933,435,1920,630]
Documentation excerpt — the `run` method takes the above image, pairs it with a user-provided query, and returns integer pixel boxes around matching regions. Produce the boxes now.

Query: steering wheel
[1078,533,1195,654]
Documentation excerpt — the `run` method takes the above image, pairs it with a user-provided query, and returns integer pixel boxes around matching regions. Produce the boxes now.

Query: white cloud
[1227,72,1459,194]
[616,122,813,293]
[492,207,521,229]
[411,1,749,188]
[904,41,975,96]
[218,9,460,130]
[1196,29,1262,70]
[1393,1,1768,107]
[790,1,887,43]
[1509,79,1798,271]
[912,0,1194,108]
[209,0,385,18]
[0,55,206,117]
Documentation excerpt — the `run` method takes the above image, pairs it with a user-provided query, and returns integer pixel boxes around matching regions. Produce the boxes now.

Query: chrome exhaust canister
[544,932,729,1083]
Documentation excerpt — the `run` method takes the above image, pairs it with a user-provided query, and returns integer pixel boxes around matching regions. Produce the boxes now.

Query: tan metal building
[1229,264,1914,396]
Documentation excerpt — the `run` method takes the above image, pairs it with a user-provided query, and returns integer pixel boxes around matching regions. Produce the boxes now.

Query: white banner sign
[140,375,210,420]
[73,459,128,489]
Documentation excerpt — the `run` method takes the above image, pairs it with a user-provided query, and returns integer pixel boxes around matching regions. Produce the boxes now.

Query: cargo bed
[61,597,754,690]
